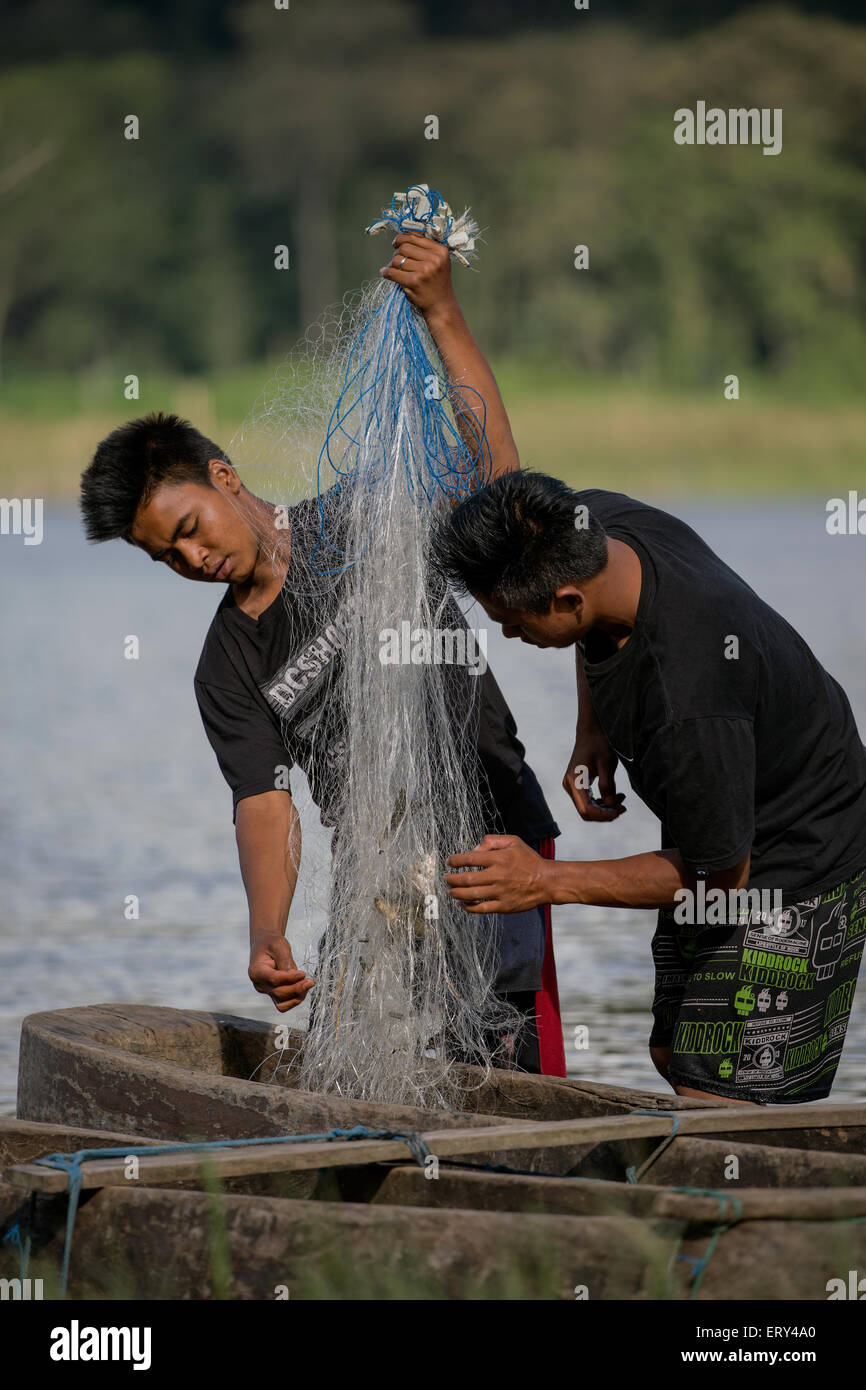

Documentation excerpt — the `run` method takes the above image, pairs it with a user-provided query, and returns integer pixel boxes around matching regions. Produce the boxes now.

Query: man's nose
[501,624,521,640]
[178,541,208,573]
[183,539,208,567]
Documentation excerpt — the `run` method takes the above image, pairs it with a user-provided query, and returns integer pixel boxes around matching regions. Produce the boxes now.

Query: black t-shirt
[575,489,866,898]
[194,495,559,845]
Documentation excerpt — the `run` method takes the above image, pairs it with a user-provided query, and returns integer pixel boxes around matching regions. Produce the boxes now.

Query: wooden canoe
[4,1113,866,1301]
[7,1004,866,1299]
[16,1004,866,1177]
[15,1004,713,1180]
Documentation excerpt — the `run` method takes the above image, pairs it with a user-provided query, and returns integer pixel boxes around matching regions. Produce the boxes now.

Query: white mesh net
[223,193,524,1108]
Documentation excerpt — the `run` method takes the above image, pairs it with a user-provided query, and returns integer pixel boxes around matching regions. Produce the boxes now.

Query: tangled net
[226,186,523,1108]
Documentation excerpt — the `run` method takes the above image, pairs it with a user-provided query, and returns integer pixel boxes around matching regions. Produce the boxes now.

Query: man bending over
[436,471,866,1105]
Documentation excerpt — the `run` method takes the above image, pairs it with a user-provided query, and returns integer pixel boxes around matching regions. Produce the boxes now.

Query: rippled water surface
[1,501,864,1112]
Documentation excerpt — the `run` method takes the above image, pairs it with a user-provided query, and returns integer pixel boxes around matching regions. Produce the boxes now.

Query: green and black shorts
[649,866,866,1104]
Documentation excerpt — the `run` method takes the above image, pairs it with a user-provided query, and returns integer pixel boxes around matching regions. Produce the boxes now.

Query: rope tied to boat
[1,1196,34,1282]
[17,1125,432,1298]
[624,1109,681,1184]
[668,1187,745,1299]
[621,1113,747,1297]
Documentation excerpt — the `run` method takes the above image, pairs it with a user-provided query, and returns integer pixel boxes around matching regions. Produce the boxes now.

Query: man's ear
[552,585,584,616]
[207,459,241,492]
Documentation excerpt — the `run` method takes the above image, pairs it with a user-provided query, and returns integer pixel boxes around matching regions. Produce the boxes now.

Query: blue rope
[365,184,456,242]
[1,1198,33,1281]
[667,1185,744,1220]
[668,1188,745,1299]
[624,1110,681,1184]
[18,1125,431,1299]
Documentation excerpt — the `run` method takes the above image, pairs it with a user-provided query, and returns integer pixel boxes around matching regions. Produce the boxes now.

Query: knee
[649,1044,671,1083]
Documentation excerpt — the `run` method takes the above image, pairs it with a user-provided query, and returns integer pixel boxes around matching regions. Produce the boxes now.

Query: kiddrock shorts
[649,866,866,1103]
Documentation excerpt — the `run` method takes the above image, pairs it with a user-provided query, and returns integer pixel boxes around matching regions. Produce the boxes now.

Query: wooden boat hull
[4,1116,866,1301]
[18,1004,866,1182]
[15,1004,709,1179]
[9,1005,866,1299]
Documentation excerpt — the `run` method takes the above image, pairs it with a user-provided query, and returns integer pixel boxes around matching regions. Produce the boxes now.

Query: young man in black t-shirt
[437,471,866,1105]
[79,235,565,1074]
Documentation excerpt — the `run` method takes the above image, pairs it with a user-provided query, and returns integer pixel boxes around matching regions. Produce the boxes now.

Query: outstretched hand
[446,834,554,914]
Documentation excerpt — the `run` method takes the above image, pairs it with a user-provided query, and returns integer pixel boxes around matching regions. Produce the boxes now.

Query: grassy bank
[1,365,862,500]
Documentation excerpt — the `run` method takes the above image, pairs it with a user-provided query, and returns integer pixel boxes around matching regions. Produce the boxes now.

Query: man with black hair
[437,472,866,1105]
[79,237,566,1075]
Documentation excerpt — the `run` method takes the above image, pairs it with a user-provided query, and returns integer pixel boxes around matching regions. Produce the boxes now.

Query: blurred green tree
[1,4,865,392]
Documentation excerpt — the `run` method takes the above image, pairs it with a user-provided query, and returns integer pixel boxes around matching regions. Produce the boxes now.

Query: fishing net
[226,185,524,1108]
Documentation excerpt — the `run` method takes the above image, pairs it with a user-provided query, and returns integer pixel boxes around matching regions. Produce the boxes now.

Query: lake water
[1,501,864,1113]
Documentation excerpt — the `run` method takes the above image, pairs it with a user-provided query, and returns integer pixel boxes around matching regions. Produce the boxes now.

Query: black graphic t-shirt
[194,494,559,847]
[574,489,866,899]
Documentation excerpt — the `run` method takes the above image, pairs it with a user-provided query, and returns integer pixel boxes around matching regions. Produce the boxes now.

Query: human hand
[445,834,553,914]
[379,232,458,323]
[563,728,626,822]
[248,936,314,1013]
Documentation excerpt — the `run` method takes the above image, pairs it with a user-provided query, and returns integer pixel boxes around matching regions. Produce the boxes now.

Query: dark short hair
[432,470,608,612]
[80,411,228,543]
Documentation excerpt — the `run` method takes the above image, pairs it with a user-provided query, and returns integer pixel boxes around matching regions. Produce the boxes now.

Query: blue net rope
[310,183,488,575]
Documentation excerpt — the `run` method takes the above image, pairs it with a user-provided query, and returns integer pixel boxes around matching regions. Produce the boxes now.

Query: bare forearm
[236,791,301,943]
[545,849,751,910]
[424,301,519,478]
[381,232,518,478]
[576,648,598,732]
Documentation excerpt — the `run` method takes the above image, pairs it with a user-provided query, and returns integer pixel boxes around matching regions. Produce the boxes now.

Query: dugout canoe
[5,1114,866,1300]
[15,1004,866,1187]
[0,1117,682,1300]
[15,1004,714,1181]
[16,1004,866,1186]
[9,1005,866,1299]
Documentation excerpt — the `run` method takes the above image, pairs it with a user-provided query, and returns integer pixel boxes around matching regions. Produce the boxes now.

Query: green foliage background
[1,0,864,494]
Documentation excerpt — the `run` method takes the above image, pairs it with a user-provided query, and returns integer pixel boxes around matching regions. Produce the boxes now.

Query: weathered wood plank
[653,1187,866,1222]
[374,1163,659,1217]
[0,1117,163,1165]
[646,1134,866,1189]
[376,1162,866,1223]
[7,1101,865,1193]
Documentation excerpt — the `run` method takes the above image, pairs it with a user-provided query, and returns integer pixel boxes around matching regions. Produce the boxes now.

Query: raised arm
[236,789,314,1012]
[380,232,520,480]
